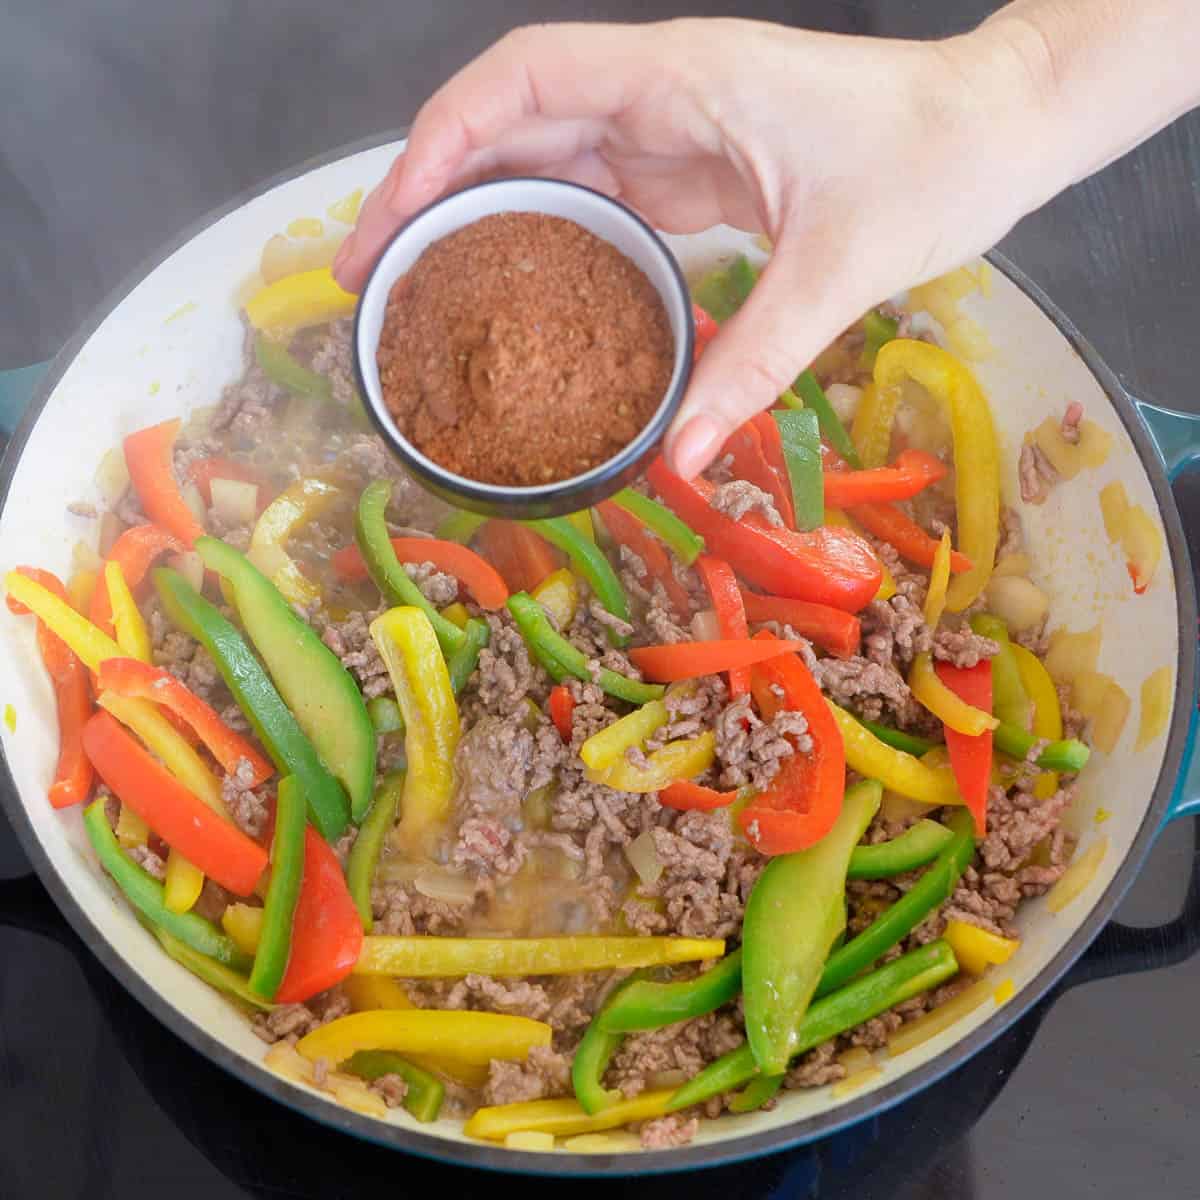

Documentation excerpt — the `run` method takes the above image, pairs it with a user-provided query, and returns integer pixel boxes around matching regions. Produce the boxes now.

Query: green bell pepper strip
[668,940,959,1111]
[254,332,333,400]
[772,408,824,532]
[595,950,743,1034]
[814,810,975,1000]
[446,616,490,694]
[249,775,306,1000]
[83,798,251,970]
[507,592,664,706]
[846,819,956,880]
[356,481,466,657]
[857,718,937,757]
[435,509,489,544]
[692,254,759,324]
[788,372,863,469]
[342,1050,445,1123]
[146,919,274,1011]
[728,1071,784,1114]
[969,614,1031,730]
[572,1019,625,1115]
[196,536,376,824]
[367,696,404,734]
[608,488,704,565]
[346,770,404,931]
[152,568,349,841]
[743,779,882,1074]
[523,517,630,646]
[861,310,900,370]
[992,724,1090,773]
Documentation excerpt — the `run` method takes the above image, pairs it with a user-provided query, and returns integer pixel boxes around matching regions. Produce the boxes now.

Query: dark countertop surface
[2,2,1198,1198]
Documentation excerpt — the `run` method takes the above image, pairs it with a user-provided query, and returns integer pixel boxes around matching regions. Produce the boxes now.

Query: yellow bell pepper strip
[789,371,864,469]
[199,535,375,823]
[923,531,952,629]
[908,652,999,736]
[356,481,466,656]
[103,561,153,663]
[441,601,470,630]
[507,592,664,705]
[587,731,716,794]
[67,568,98,613]
[970,613,1032,732]
[523,517,631,645]
[530,567,579,630]
[828,701,962,805]
[579,700,668,771]
[369,607,460,849]
[253,331,332,400]
[466,1090,675,1142]
[5,569,123,670]
[248,775,306,1000]
[943,918,1019,975]
[608,487,705,565]
[823,509,897,601]
[81,797,252,969]
[1011,641,1064,799]
[248,476,341,608]
[148,920,273,1011]
[245,266,356,332]
[566,509,595,542]
[222,903,263,957]
[343,974,412,1012]
[116,803,150,848]
[874,340,999,611]
[346,770,404,931]
[354,935,725,978]
[849,380,896,469]
[162,851,206,915]
[296,1009,553,1067]
[153,567,349,840]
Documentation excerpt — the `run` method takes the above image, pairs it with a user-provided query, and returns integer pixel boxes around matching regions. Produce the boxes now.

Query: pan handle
[0,361,48,436]
[1137,398,1200,481]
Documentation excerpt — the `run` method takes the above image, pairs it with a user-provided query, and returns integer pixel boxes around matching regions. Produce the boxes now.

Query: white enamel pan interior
[0,135,1195,1176]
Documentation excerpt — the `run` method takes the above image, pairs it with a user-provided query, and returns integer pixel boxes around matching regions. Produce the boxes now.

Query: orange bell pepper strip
[738,634,846,854]
[96,657,273,784]
[187,456,274,514]
[821,449,948,508]
[6,568,94,808]
[739,589,862,659]
[846,502,974,575]
[547,684,575,741]
[660,779,739,811]
[330,537,508,610]
[123,419,205,547]
[695,556,751,696]
[722,419,796,530]
[934,659,993,834]
[594,500,691,618]
[275,826,364,1004]
[81,710,267,895]
[692,302,719,360]
[627,638,805,683]
[647,458,880,612]
[477,521,563,594]
[88,524,183,638]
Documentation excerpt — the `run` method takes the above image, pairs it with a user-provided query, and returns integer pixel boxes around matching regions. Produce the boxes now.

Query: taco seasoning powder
[376,212,674,487]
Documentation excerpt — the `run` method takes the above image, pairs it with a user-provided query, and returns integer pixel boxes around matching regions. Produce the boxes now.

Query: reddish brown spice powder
[376,212,674,487]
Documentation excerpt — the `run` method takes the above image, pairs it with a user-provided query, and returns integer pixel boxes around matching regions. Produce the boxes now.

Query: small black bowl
[353,178,694,520]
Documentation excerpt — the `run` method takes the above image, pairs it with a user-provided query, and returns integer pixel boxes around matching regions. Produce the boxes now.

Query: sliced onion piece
[167,551,205,593]
[984,575,1048,632]
[831,1065,883,1098]
[210,478,259,528]
[181,481,207,527]
[1043,625,1101,684]
[72,538,104,574]
[1046,836,1109,913]
[95,447,131,505]
[690,608,720,641]
[824,383,862,423]
[413,867,476,904]
[886,977,995,1058]
[624,829,663,889]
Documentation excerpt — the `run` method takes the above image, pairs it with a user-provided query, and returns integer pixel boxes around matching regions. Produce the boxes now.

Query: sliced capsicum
[771,407,824,532]
[586,731,715,793]
[596,949,743,1033]
[970,614,1032,731]
[721,419,796,530]
[594,500,692,618]
[477,520,562,593]
[346,770,404,931]
[244,266,356,332]
[88,524,182,640]
[103,562,153,663]
[254,331,333,399]
[627,637,804,682]
[933,659,994,833]
[249,774,306,1000]
[332,536,508,609]
[123,419,205,547]
[607,487,704,565]
[249,476,342,608]
[739,589,861,659]
[696,556,751,694]
[847,501,974,575]
[923,531,953,629]
[789,371,863,469]
[821,449,948,508]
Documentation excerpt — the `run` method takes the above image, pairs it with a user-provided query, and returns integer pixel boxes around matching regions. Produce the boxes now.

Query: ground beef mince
[377,212,673,487]
[710,479,784,527]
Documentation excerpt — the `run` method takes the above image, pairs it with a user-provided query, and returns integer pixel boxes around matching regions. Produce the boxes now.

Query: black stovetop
[2,1,1199,1197]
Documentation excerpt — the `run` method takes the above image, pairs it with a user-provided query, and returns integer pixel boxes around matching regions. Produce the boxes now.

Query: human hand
[330,17,1076,477]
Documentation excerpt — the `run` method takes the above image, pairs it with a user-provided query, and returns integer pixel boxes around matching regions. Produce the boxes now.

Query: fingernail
[332,234,355,276]
[669,414,724,480]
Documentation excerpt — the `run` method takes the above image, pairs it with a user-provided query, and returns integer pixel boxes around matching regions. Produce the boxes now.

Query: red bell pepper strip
[123,419,205,548]
[627,637,803,683]
[330,537,508,609]
[750,412,797,530]
[595,501,691,618]
[477,521,563,594]
[88,524,183,638]
[739,590,861,659]
[81,710,268,895]
[647,458,881,612]
[934,659,993,835]
[695,556,751,695]
[738,635,846,854]
[187,456,274,514]
[821,450,949,508]
[692,302,719,360]
[7,568,94,808]
[721,420,796,530]
[96,657,274,785]
[275,825,364,1004]
[548,684,575,741]
[660,780,739,811]
[846,502,974,575]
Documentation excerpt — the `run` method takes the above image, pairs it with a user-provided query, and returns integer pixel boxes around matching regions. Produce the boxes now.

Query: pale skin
[334,0,1200,479]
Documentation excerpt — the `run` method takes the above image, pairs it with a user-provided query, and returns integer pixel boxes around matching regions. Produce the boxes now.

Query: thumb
[663,238,848,478]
